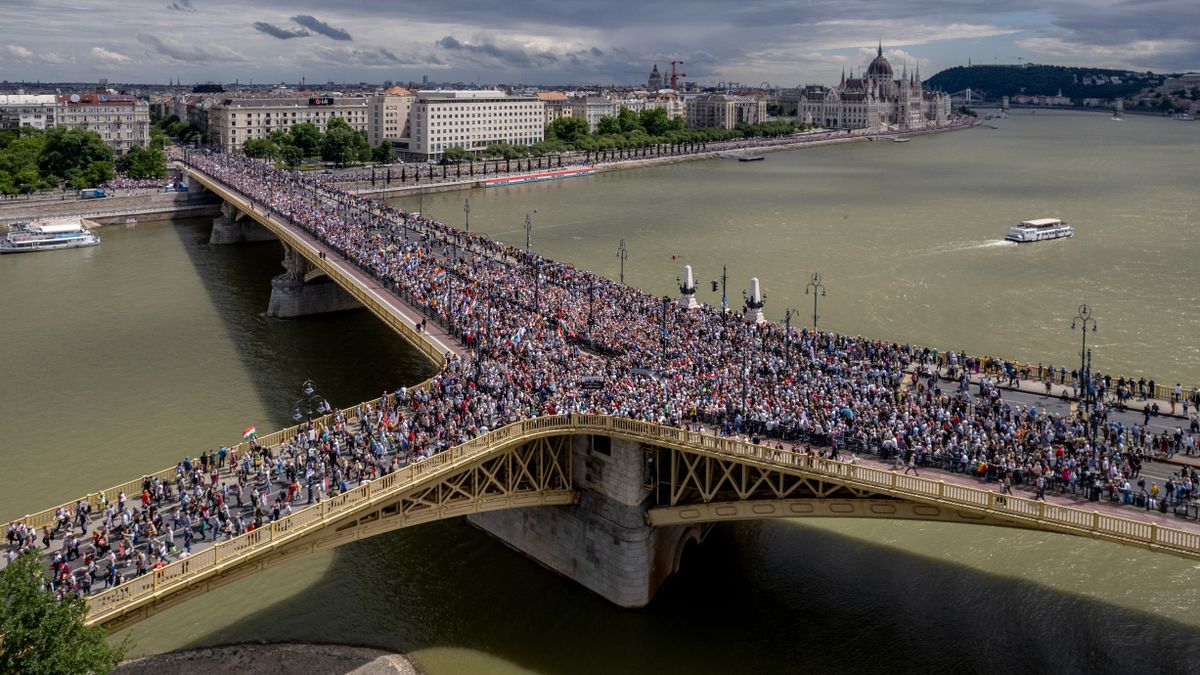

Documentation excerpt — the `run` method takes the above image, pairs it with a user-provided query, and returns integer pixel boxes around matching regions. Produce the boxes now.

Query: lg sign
[309,97,334,106]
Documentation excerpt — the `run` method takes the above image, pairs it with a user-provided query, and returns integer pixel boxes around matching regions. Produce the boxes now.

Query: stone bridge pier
[209,201,277,245]
[469,435,703,608]
[266,242,361,318]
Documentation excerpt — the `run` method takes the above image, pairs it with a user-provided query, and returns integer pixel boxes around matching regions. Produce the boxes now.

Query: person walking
[904,452,919,476]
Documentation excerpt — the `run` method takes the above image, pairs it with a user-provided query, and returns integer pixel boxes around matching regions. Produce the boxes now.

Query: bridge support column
[266,243,361,318]
[469,435,702,608]
[210,201,276,245]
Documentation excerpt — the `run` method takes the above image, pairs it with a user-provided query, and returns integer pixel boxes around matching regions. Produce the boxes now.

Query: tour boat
[1,219,101,253]
[1176,113,1195,121]
[737,155,764,162]
[892,137,910,143]
[1004,218,1073,243]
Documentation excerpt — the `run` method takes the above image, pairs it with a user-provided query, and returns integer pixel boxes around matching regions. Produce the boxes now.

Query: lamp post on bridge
[804,272,826,330]
[1071,304,1098,420]
[783,307,801,369]
[711,265,728,316]
[524,212,533,252]
[659,295,671,371]
[464,198,471,235]
[616,239,628,285]
[587,278,596,343]
[292,379,330,424]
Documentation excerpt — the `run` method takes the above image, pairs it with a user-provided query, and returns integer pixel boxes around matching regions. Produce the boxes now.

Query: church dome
[866,48,892,79]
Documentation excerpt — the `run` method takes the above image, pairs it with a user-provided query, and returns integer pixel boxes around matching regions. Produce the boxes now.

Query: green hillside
[926,65,1161,100]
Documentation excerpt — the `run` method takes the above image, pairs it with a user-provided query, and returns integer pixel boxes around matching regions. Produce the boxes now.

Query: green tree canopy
[440,146,468,163]
[596,116,621,135]
[116,145,167,179]
[0,552,127,674]
[289,123,322,156]
[546,116,590,144]
[38,128,113,181]
[372,141,395,164]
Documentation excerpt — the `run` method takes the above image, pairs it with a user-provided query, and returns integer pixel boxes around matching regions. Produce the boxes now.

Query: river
[3,110,1199,674]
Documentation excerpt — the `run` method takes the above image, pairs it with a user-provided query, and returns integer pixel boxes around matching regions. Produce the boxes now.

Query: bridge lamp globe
[292,406,303,423]
[302,379,316,397]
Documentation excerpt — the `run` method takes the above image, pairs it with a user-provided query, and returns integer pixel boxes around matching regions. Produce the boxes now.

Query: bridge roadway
[9,165,1200,631]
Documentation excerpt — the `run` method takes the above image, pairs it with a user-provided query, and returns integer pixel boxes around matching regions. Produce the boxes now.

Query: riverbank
[348,121,980,199]
[115,643,420,675]
[0,191,220,225]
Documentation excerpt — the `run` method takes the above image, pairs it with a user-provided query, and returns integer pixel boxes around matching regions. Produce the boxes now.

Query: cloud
[137,33,246,64]
[90,47,131,64]
[4,45,33,60]
[291,15,352,41]
[436,35,560,68]
[306,45,436,68]
[254,22,311,40]
[166,0,195,11]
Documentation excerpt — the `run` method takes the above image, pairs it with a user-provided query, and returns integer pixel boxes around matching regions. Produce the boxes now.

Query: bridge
[9,161,1200,633]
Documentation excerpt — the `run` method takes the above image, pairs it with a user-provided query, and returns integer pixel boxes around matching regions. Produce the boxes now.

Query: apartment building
[208,96,370,153]
[56,93,150,154]
[408,90,544,158]
[686,93,767,129]
[0,94,59,131]
[368,87,415,146]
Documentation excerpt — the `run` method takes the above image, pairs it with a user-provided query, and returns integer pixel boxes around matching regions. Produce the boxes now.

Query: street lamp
[292,378,330,423]
[711,265,728,315]
[1071,304,1098,418]
[783,307,801,368]
[464,198,470,235]
[524,212,533,251]
[617,239,628,285]
[587,278,596,342]
[660,295,671,369]
[804,272,826,330]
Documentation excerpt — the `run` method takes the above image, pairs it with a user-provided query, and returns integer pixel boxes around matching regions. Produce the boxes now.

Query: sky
[0,0,1196,86]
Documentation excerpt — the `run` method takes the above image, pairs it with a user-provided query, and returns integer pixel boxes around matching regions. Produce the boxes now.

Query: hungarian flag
[242,425,257,440]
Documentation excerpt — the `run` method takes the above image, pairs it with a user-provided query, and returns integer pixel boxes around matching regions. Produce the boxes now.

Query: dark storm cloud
[436,35,558,68]
[291,15,353,41]
[254,22,311,39]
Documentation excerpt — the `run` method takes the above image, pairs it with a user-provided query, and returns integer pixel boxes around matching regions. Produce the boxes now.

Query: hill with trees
[926,65,1161,101]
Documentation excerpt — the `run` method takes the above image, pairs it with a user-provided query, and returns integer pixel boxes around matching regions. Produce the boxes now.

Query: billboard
[309,97,335,106]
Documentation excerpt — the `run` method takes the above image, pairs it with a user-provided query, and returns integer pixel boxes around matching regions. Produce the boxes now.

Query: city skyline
[0,0,1196,86]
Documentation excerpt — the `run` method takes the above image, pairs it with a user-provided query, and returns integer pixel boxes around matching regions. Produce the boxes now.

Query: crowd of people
[9,141,1197,601]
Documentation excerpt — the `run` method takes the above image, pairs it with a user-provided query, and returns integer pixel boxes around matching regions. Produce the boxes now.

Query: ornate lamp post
[804,272,826,330]
[617,239,628,285]
[292,379,330,423]
[524,212,533,251]
[1071,304,1098,417]
[464,198,470,234]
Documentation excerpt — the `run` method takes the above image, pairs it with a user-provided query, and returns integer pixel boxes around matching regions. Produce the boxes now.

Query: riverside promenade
[10,147,1200,625]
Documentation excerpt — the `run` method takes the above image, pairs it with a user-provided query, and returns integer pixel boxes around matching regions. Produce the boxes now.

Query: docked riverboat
[1004,218,1073,243]
[737,155,764,162]
[1,219,101,253]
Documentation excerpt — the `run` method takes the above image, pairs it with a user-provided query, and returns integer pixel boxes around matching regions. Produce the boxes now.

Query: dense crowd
[10,140,1199,600]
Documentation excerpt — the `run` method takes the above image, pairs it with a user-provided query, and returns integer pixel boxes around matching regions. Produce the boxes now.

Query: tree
[616,107,643,133]
[70,161,115,189]
[371,141,394,164]
[0,552,127,674]
[289,123,322,157]
[638,107,675,136]
[38,128,113,182]
[440,146,468,163]
[242,138,276,159]
[596,116,621,135]
[280,144,303,169]
[546,117,589,144]
[116,146,167,179]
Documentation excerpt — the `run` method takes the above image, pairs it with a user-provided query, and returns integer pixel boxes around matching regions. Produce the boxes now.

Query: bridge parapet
[59,414,1200,629]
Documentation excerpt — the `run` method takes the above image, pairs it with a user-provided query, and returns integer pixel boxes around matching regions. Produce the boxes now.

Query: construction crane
[669,60,686,90]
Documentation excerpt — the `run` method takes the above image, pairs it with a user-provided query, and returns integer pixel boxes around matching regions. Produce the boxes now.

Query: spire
[878,40,883,57]
[840,67,845,86]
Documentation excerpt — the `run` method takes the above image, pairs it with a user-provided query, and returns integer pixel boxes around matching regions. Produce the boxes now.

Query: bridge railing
[75,413,1200,624]
[187,167,449,371]
[2,375,441,539]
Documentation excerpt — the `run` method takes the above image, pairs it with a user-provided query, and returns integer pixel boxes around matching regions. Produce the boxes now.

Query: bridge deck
[8,164,1200,629]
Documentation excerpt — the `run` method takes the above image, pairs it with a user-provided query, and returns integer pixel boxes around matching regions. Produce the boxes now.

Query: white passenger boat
[1,219,101,253]
[1004,218,1073,243]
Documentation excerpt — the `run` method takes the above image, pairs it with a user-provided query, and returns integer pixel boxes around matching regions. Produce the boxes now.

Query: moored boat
[1004,218,1073,243]
[1,219,101,254]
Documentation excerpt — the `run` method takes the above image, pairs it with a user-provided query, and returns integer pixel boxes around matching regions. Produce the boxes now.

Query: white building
[368,87,415,146]
[0,94,59,131]
[207,96,370,153]
[56,93,151,154]
[1,93,150,153]
[686,93,766,129]
[408,90,544,158]
[797,45,950,132]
